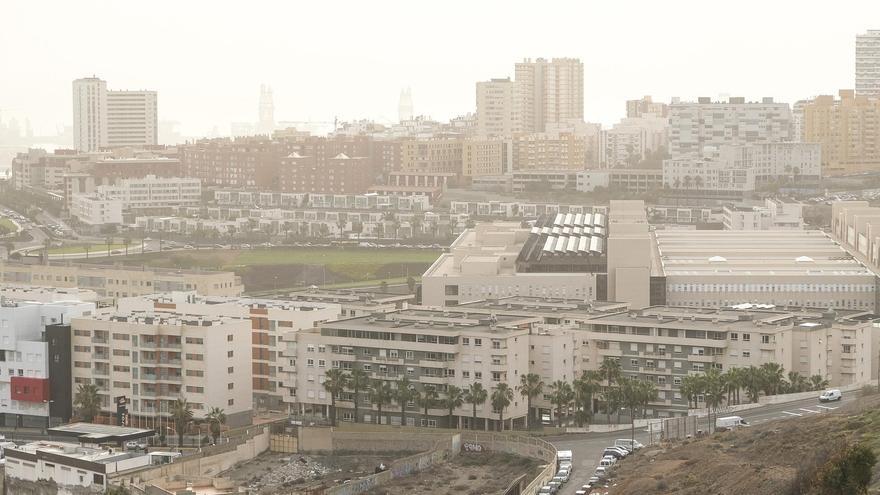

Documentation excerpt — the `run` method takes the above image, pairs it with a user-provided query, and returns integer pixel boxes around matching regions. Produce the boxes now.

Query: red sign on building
[10,377,50,403]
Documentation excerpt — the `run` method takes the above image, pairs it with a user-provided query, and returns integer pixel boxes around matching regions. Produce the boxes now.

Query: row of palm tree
[680,363,830,410]
[73,385,227,446]
[322,369,517,430]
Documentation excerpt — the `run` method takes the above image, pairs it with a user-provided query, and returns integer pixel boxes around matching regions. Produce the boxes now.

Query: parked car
[125,441,146,450]
[598,458,615,468]
[594,466,608,479]
[557,468,570,482]
[602,447,627,459]
[547,480,562,491]
[551,475,566,485]
[538,486,556,495]
[614,438,644,450]
[819,389,842,402]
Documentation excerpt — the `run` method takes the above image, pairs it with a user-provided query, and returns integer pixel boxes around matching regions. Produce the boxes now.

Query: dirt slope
[609,393,880,495]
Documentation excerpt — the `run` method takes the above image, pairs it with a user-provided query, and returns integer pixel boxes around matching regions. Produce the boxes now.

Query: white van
[598,458,615,468]
[716,416,749,431]
[819,389,842,402]
[557,450,573,464]
[595,466,608,478]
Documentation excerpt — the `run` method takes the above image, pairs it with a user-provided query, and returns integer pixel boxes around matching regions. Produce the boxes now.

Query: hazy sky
[2,0,879,137]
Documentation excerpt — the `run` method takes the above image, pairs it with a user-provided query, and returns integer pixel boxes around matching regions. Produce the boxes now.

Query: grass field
[0,218,18,235]
[90,247,441,292]
[48,243,129,254]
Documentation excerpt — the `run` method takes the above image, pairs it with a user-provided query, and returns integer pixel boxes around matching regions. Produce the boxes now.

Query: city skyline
[2,0,879,137]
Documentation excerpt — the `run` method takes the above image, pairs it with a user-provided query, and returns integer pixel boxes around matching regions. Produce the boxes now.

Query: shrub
[816,443,877,495]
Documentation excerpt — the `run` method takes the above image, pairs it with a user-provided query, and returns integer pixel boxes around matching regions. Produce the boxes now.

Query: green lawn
[229,248,440,267]
[49,243,130,255]
[0,218,17,235]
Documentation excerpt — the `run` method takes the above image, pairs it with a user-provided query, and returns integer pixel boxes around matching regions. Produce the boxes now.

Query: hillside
[609,391,880,495]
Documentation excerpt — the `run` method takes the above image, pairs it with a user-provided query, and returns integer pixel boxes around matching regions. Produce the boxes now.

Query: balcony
[91,337,109,344]
[92,353,110,361]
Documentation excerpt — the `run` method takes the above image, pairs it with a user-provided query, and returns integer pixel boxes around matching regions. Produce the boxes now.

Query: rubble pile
[248,456,333,491]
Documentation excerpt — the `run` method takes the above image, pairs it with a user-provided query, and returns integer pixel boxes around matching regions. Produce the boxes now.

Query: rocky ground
[606,390,880,494]
[223,451,406,494]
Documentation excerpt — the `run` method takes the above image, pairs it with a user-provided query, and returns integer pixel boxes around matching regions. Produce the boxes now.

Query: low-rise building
[0,261,243,299]
[723,199,804,230]
[70,311,254,427]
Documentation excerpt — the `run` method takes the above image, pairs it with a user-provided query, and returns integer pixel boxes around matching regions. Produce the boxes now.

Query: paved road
[549,394,856,494]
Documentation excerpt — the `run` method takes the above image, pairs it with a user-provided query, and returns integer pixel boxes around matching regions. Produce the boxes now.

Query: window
[730,333,738,341]
[742,351,751,358]
[630,359,639,367]
[227,334,234,342]
[227,366,234,374]
[307,359,314,367]
[492,340,501,349]
[318,359,326,368]
[742,334,751,342]
[462,338,470,345]
[186,370,204,377]
[475,372,482,380]
[228,399,234,406]
[492,371,501,382]
[228,383,234,389]
[405,351,414,360]
[462,371,470,379]
[227,351,234,357]
[474,339,482,347]
[761,335,770,344]
[673,377,682,385]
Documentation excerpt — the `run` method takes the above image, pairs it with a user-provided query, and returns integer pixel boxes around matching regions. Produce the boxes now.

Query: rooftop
[318,308,535,335]
[47,422,154,443]
[652,230,873,277]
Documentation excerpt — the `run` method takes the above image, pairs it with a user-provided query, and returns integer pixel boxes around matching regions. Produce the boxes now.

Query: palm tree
[464,383,488,430]
[349,369,370,423]
[620,379,641,443]
[323,368,348,427]
[680,375,700,409]
[599,358,621,386]
[548,380,574,428]
[491,383,514,431]
[395,377,414,426]
[809,374,829,392]
[441,385,465,428]
[517,373,544,430]
[74,383,101,422]
[170,398,194,448]
[369,379,393,425]
[759,363,785,396]
[205,407,226,444]
[573,370,601,426]
[786,371,809,393]
[123,237,132,256]
[416,387,438,426]
[601,387,623,424]
[702,370,725,432]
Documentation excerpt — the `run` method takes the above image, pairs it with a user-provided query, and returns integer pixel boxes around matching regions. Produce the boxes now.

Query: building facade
[515,58,584,133]
[476,78,521,137]
[72,78,158,152]
[856,30,880,98]
[802,90,880,176]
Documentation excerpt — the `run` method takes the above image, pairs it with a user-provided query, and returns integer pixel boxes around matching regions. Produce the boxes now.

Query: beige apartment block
[400,138,463,175]
[70,312,253,427]
[476,78,521,138]
[462,139,508,177]
[0,262,242,299]
[511,132,587,171]
[579,306,880,416]
[115,292,341,412]
[515,58,584,133]
[281,308,532,429]
[803,90,880,176]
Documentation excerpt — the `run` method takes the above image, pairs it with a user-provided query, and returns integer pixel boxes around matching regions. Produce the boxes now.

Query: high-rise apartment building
[515,58,584,133]
[802,90,880,175]
[475,78,521,137]
[72,77,158,152]
[106,90,158,148]
[856,30,880,98]
[668,97,792,156]
[72,78,108,152]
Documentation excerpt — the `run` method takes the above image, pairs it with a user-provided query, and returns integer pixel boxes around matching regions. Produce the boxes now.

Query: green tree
[601,386,623,424]
[517,373,544,430]
[548,380,574,428]
[323,368,348,427]
[573,370,602,426]
[441,385,465,429]
[818,443,877,495]
[490,383,514,431]
[369,379,394,425]
[759,362,785,396]
[74,383,101,422]
[123,236,132,256]
[395,376,415,426]
[702,369,726,432]
[170,398,194,448]
[205,407,226,444]
[349,369,370,423]
[406,276,416,294]
[416,386,438,426]
[599,357,621,386]
[620,379,641,443]
[464,382,488,430]
[810,374,830,391]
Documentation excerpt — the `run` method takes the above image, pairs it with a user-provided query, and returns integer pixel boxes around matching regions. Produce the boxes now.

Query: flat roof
[319,308,532,334]
[652,230,874,277]
[48,422,155,443]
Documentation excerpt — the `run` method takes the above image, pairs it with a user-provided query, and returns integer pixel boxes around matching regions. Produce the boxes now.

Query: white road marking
[816,405,837,410]
[799,408,820,414]
[782,411,802,417]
